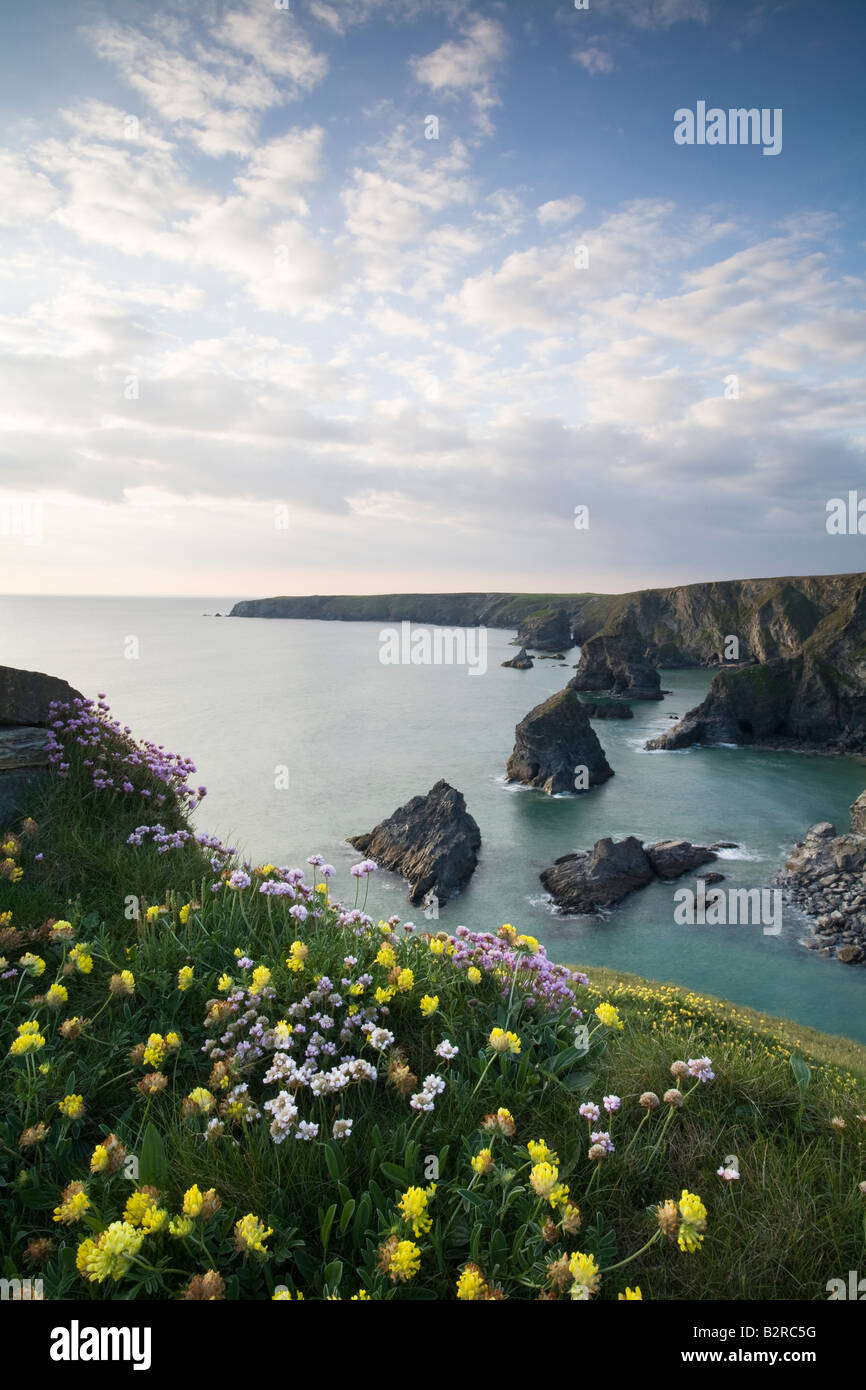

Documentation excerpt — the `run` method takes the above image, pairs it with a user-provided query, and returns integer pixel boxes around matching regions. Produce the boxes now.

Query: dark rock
[348,780,480,907]
[569,622,662,701]
[0,664,82,727]
[506,688,614,795]
[703,871,725,885]
[538,653,565,661]
[516,607,572,651]
[836,944,863,964]
[501,647,534,670]
[580,702,634,720]
[540,837,654,913]
[850,791,866,835]
[645,840,717,880]
[710,840,740,849]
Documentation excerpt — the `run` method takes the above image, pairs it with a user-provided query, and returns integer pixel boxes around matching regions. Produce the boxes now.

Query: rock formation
[777,794,866,963]
[580,702,634,720]
[501,647,534,669]
[0,665,83,823]
[348,780,480,907]
[515,607,572,651]
[506,688,613,795]
[540,836,717,914]
[568,624,662,701]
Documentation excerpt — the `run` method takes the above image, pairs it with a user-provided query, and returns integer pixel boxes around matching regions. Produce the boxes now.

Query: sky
[0,0,864,597]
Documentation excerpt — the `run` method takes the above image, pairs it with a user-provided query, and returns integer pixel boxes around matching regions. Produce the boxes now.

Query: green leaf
[790,1052,811,1098]
[319,1203,338,1254]
[139,1122,168,1188]
[323,1259,343,1293]
[489,1227,508,1268]
[380,1161,409,1186]
[324,1140,345,1183]
[352,1194,373,1247]
[339,1199,356,1235]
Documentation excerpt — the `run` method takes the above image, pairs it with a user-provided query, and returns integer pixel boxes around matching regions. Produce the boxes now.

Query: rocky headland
[505,688,614,795]
[568,624,662,701]
[777,791,866,964]
[348,780,480,907]
[0,664,83,822]
[540,836,717,915]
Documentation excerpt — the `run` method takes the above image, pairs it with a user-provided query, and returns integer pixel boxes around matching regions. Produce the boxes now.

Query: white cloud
[0,151,60,225]
[572,47,614,75]
[410,16,508,134]
[536,195,585,227]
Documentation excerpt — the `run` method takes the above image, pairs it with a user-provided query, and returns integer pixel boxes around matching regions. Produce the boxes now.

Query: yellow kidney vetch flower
[109,970,135,996]
[398,1186,434,1238]
[124,1191,166,1232]
[76,1222,145,1283]
[677,1190,708,1253]
[46,982,68,1008]
[527,1139,557,1164]
[145,906,161,923]
[249,965,271,996]
[396,968,414,993]
[53,1182,90,1225]
[594,1002,624,1031]
[143,1033,165,1067]
[569,1251,601,1300]
[529,1162,559,1200]
[419,994,439,1017]
[619,1286,643,1300]
[58,1094,85,1119]
[178,903,191,925]
[376,942,397,968]
[516,934,540,954]
[9,1021,46,1055]
[428,936,447,955]
[456,1263,492,1300]
[467,966,482,985]
[69,944,93,974]
[471,1148,493,1175]
[233,1213,272,1254]
[177,966,194,991]
[19,952,46,976]
[218,973,233,991]
[489,1027,521,1055]
[375,985,395,1005]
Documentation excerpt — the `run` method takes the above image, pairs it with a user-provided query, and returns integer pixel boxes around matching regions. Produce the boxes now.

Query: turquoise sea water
[2,595,865,1041]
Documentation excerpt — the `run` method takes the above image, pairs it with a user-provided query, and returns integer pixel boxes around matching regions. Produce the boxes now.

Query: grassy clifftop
[1,697,864,1301]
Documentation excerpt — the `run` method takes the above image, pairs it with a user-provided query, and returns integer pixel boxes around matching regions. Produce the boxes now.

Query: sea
[2,594,865,1042]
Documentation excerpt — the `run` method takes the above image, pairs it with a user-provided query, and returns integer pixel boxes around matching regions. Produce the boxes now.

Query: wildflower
[58,1093,85,1119]
[19,952,46,976]
[399,1186,434,1238]
[859,1181,866,1196]
[164,1031,181,1051]
[591,1130,615,1154]
[138,1072,167,1095]
[24,1238,54,1265]
[124,1191,166,1232]
[587,1144,606,1162]
[376,942,397,968]
[489,1027,521,1055]
[367,1026,394,1050]
[76,1222,145,1283]
[379,1237,421,1283]
[169,1217,195,1238]
[456,1263,492,1300]
[471,1148,494,1175]
[89,1134,127,1176]
[10,1022,46,1055]
[467,966,482,985]
[53,1181,90,1225]
[419,994,439,1017]
[233,1213,272,1255]
[663,1089,684,1108]
[289,940,308,962]
[639,1091,660,1109]
[143,1033,165,1067]
[530,1162,559,1199]
[482,1107,515,1136]
[109,970,135,996]
[145,906,161,922]
[184,1087,215,1116]
[717,1165,740,1182]
[657,1199,680,1239]
[19,1122,49,1148]
[670,1059,689,1080]
[217,973,233,992]
[272,1019,294,1047]
[387,1056,417,1095]
[603,1094,621,1113]
[578,1102,600,1124]
[60,1016,86,1041]
[677,1190,708,1253]
[830,1116,846,1133]
[499,923,517,943]
[396,967,414,992]
[183,1271,225,1300]
[434,1039,459,1061]
[594,1002,623,1030]
[375,985,395,1005]
[516,933,540,954]
[428,936,447,955]
[177,966,194,991]
[687,1056,715,1084]
[527,1139,557,1163]
[46,982,68,1008]
[618,1287,643,1300]
[249,965,272,996]
[568,1251,601,1300]
[332,1118,353,1140]
[50,920,75,941]
[560,1202,582,1235]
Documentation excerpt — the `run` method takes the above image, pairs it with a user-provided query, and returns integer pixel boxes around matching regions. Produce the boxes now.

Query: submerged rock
[506,688,613,795]
[348,780,480,906]
[580,702,634,720]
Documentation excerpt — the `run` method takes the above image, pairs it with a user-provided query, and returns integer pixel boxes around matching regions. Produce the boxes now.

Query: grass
[1,697,865,1301]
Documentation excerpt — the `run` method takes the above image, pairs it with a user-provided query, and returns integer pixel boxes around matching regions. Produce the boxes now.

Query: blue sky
[0,0,864,596]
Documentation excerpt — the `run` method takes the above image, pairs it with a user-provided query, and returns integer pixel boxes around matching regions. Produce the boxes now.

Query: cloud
[572,47,614,75]
[409,15,508,134]
[536,195,585,227]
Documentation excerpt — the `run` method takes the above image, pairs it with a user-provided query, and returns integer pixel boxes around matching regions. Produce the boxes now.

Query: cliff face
[230,573,866,666]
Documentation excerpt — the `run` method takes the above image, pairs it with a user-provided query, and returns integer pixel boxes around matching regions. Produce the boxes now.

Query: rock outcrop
[348,780,480,907]
[501,647,534,669]
[506,689,613,795]
[540,836,716,914]
[0,665,83,823]
[777,800,866,964]
[568,625,662,701]
[515,607,572,651]
[580,702,634,720]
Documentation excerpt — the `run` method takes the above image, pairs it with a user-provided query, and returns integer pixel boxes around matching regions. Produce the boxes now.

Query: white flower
[717,1165,740,1182]
[409,1091,436,1112]
[264,1091,298,1143]
[434,1040,459,1060]
[422,1074,446,1095]
[332,1118,353,1140]
[367,1027,395,1051]
[295,1121,319,1141]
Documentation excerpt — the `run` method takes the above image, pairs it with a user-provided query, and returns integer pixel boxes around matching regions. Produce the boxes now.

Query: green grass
[1,709,865,1302]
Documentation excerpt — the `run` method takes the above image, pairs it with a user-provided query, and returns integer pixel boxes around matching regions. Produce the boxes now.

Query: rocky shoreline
[776,792,866,965]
